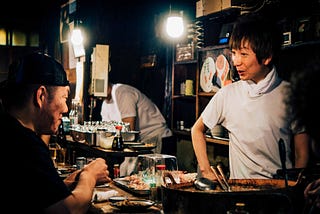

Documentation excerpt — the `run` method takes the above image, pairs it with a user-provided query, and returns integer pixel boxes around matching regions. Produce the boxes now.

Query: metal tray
[113,178,150,196]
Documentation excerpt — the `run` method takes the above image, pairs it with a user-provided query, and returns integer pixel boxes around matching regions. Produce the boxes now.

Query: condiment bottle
[113,164,120,178]
[155,164,166,186]
[112,125,124,151]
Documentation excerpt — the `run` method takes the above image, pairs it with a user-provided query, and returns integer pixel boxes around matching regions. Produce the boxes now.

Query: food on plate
[163,171,197,187]
[123,174,150,190]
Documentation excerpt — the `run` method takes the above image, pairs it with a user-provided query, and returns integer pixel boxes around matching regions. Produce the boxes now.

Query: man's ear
[34,86,46,107]
[263,55,272,66]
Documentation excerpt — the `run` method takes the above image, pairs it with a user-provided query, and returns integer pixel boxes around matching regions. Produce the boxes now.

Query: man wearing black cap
[0,52,111,213]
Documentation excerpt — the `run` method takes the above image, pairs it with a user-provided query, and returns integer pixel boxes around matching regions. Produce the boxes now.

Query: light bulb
[71,28,83,46]
[166,16,184,38]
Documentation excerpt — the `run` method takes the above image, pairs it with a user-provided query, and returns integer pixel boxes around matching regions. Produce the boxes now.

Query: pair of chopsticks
[210,164,231,192]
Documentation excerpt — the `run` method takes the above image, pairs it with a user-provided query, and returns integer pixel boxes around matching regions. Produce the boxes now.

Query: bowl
[211,125,225,137]
[98,133,114,149]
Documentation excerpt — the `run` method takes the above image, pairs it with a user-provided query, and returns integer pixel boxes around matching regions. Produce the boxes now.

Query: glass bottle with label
[112,125,124,151]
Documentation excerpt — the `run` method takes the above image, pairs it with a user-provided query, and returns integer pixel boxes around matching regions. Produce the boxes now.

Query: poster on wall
[199,45,238,93]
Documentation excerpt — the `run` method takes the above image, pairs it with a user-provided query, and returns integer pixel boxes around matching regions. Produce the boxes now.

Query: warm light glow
[166,15,184,38]
[71,28,83,46]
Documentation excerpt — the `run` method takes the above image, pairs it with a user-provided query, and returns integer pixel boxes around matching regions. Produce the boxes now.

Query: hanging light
[166,11,184,39]
[70,20,85,58]
[71,27,83,46]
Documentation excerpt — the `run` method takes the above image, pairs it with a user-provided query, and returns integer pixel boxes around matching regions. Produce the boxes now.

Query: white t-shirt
[101,84,172,176]
[201,67,295,179]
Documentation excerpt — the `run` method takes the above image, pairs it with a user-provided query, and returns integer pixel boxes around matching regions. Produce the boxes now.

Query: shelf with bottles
[173,63,197,97]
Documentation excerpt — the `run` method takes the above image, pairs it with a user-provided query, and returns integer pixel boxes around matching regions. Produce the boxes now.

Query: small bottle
[227,202,249,214]
[113,164,120,178]
[69,99,79,128]
[112,125,124,151]
[155,164,166,186]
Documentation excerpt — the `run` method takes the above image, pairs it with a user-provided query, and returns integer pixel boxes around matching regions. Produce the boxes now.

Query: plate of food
[200,57,216,92]
[111,199,155,212]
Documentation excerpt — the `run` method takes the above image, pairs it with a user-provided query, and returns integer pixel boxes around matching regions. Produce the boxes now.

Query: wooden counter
[88,182,162,214]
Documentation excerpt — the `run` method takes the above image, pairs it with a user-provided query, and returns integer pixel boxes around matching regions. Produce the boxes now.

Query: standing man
[191,13,309,180]
[0,52,111,213]
[101,82,172,176]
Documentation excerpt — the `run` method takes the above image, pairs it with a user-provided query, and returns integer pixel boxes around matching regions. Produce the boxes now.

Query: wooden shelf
[198,91,216,96]
[206,137,229,146]
[172,129,229,146]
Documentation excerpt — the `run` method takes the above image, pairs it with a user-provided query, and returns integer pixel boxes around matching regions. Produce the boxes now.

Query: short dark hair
[229,13,282,65]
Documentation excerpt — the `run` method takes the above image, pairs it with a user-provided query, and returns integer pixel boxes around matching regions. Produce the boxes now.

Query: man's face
[231,40,269,84]
[39,86,69,135]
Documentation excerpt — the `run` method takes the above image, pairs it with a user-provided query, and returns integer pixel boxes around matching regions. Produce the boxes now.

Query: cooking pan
[162,177,305,214]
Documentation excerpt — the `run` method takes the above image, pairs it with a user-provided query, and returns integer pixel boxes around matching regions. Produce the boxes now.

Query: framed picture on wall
[60,0,77,43]
[295,16,312,43]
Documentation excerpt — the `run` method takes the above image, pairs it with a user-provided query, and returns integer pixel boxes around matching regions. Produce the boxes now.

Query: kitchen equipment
[217,164,231,191]
[278,138,289,188]
[162,178,305,214]
[194,177,217,191]
[211,166,228,191]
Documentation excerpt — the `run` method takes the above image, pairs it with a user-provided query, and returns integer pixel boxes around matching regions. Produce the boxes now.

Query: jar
[76,157,86,170]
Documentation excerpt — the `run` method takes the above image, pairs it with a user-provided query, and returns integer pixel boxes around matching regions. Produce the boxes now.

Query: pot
[162,178,305,214]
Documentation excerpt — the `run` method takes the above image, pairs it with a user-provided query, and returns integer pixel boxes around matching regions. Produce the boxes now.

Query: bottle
[113,164,120,178]
[57,123,66,145]
[155,164,166,186]
[69,99,78,129]
[112,125,124,151]
[227,202,249,214]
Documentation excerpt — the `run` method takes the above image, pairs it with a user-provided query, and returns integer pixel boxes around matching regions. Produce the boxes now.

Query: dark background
[1,0,320,122]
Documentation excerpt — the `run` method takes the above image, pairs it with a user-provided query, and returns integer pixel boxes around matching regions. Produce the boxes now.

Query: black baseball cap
[7,52,69,86]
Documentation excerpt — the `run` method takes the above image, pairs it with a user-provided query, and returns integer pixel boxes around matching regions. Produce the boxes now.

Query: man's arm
[122,117,136,131]
[294,132,310,168]
[191,116,217,181]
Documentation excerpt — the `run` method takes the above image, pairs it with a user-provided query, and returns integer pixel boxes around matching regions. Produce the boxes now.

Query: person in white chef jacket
[101,82,172,176]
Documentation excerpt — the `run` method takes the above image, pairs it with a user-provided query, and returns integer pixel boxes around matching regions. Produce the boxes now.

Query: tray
[113,178,150,196]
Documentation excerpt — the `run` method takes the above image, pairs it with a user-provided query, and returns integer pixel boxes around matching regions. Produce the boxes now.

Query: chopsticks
[210,164,231,192]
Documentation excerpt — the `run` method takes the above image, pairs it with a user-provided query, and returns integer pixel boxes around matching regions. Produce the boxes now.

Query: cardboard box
[197,0,231,17]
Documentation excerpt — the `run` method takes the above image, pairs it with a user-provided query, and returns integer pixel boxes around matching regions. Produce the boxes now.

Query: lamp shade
[166,15,184,38]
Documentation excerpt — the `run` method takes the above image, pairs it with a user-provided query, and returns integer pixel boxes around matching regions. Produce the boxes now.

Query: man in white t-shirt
[191,13,310,180]
[101,82,172,176]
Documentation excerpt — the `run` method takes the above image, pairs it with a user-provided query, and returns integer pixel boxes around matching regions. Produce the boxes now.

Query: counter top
[88,182,162,213]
